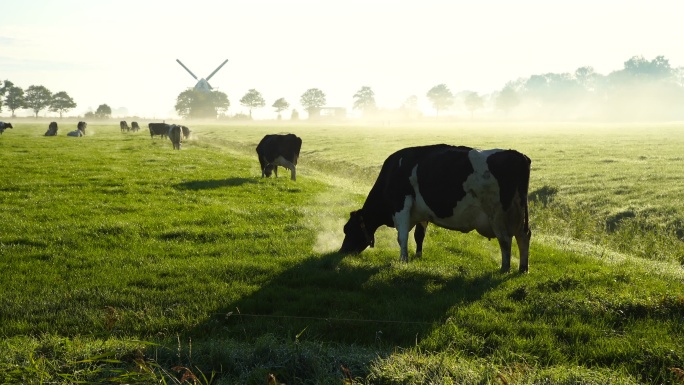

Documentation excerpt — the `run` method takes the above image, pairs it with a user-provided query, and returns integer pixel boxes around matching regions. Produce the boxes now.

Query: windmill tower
[176,59,228,92]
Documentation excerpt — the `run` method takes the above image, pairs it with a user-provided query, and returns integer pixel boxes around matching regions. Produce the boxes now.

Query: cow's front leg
[414,222,428,259]
[393,196,413,262]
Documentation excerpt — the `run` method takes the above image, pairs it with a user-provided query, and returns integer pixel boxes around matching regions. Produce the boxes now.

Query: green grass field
[1,120,683,384]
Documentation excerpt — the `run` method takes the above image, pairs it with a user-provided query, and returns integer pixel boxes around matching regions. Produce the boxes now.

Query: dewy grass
[1,121,684,383]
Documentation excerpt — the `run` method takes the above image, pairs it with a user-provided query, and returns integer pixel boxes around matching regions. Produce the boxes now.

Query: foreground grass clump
[1,121,684,383]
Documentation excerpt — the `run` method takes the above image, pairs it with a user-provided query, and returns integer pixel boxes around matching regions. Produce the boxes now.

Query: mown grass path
[1,121,683,384]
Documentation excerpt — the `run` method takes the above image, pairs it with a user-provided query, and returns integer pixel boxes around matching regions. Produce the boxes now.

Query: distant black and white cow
[168,124,182,150]
[67,121,87,137]
[0,121,13,135]
[131,121,140,132]
[120,120,130,132]
[339,144,532,273]
[44,122,58,136]
[256,134,302,181]
[148,122,169,139]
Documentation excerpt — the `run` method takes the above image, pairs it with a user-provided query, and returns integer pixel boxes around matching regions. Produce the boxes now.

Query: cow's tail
[520,153,532,237]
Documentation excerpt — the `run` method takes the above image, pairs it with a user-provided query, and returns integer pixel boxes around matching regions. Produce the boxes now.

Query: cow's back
[413,148,530,236]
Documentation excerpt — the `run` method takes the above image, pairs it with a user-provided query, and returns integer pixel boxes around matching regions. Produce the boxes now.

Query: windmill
[176,59,228,93]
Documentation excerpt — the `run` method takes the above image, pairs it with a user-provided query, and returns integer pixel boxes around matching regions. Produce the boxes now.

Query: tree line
[174,55,684,121]
[0,82,77,118]
[4,54,681,121]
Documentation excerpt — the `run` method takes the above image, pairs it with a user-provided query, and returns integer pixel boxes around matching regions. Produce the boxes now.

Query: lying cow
[256,133,302,181]
[339,144,531,273]
[67,122,87,137]
[120,120,129,132]
[77,121,87,135]
[131,121,140,132]
[44,122,58,136]
[168,124,182,150]
[148,122,169,139]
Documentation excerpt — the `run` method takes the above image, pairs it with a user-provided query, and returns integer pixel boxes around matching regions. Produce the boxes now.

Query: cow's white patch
[273,155,297,180]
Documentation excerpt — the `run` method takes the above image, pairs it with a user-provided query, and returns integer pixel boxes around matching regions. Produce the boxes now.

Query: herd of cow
[0,120,532,272]
[256,133,532,272]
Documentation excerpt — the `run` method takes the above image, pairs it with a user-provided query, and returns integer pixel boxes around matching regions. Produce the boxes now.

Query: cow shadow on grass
[193,251,510,347]
[174,177,257,190]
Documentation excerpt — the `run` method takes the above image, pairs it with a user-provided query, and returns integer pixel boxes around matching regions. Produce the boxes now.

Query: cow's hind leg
[414,222,428,258]
[496,234,513,273]
[516,228,531,273]
[273,156,296,180]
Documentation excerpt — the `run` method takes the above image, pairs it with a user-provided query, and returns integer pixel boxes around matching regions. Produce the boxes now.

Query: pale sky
[1,0,682,119]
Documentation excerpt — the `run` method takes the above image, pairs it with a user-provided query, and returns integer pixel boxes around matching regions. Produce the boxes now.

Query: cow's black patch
[416,147,473,218]
[486,150,531,211]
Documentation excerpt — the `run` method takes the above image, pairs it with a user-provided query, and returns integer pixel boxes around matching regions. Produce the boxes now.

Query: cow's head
[263,164,275,177]
[339,210,375,254]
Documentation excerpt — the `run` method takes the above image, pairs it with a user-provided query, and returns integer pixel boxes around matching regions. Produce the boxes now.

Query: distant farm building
[308,107,347,120]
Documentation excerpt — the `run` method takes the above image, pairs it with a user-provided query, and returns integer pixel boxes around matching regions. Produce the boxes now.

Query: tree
[239,89,265,118]
[496,85,520,114]
[23,85,52,118]
[95,104,112,119]
[175,89,230,119]
[50,91,77,118]
[464,92,484,118]
[4,86,24,117]
[272,98,290,120]
[0,80,14,111]
[426,84,453,116]
[300,88,326,118]
[291,109,299,120]
[212,91,230,117]
[352,86,377,116]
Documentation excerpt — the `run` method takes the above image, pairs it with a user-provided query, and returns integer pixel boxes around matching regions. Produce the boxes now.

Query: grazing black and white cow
[131,121,140,132]
[148,122,169,139]
[256,134,302,181]
[120,120,130,132]
[180,125,191,139]
[0,121,13,135]
[67,122,87,137]
[339,144,531,273]
[168,124,182,150]
[44,122,58,136]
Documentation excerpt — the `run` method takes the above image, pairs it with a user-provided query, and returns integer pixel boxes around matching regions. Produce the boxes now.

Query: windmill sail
[206,60,229,81]
[176,59,228,93]
[176,59,198,80]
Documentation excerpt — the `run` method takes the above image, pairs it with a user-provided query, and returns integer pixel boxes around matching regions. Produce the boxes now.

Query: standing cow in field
[67,121,87,137]
[0,121,13,135]
[148,122,169,139]
[256,134,302,181]
[131,121,140,132]
[339,144,532,273]
[44,122,58,136]
[168,124,182,150]
[120,120,130,132]
[180,125,191,139]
